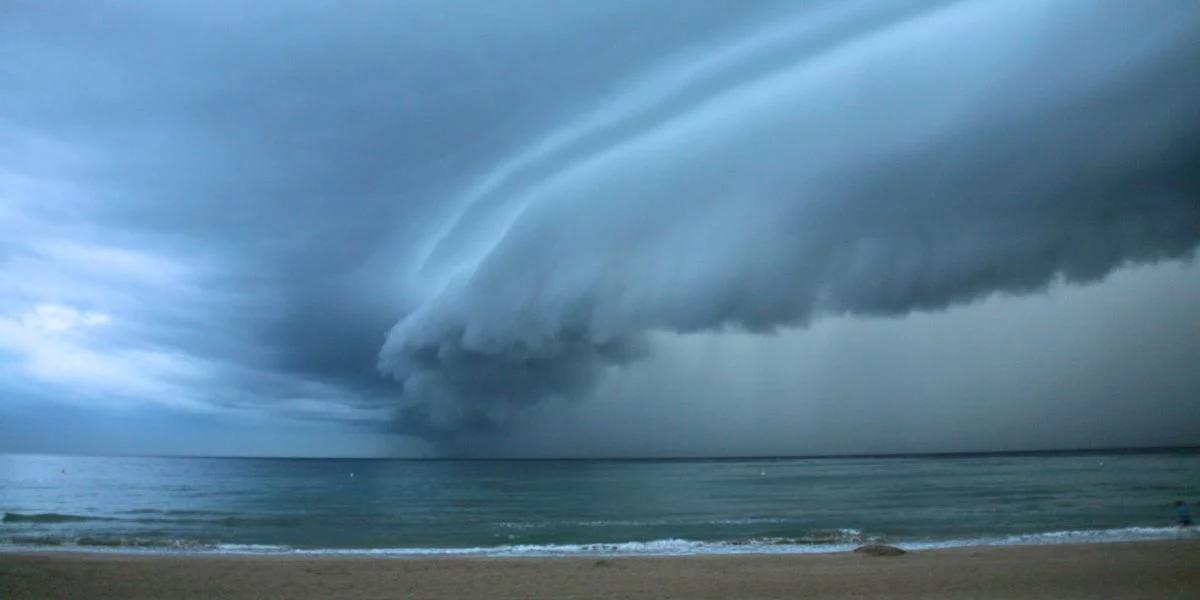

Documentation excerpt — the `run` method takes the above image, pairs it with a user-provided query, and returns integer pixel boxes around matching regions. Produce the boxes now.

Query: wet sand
[2,540,1198,599]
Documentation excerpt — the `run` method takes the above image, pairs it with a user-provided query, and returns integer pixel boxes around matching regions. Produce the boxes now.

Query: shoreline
[2,523,1196,558]
[4,539,1198,599]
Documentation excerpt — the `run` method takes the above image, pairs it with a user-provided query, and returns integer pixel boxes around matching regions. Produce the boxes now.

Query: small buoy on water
[350,472,355,478]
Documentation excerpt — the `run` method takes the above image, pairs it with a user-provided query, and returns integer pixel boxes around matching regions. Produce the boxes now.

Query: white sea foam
[896,526,1200,552]
[3,526,1195,557]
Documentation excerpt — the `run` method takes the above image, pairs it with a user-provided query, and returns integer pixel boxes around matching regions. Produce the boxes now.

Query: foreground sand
[2,540,1198,599]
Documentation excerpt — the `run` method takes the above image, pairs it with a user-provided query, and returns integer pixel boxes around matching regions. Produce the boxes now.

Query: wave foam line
[1,526,1196,557]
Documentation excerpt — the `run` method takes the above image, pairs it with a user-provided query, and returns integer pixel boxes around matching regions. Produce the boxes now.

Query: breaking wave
[1,526,1194,557]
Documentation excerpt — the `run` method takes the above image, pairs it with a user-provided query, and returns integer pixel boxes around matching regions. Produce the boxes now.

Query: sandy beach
[2,540,1197,599]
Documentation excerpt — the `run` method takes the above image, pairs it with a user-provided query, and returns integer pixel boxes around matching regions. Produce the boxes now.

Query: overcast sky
[2,0,1197,458]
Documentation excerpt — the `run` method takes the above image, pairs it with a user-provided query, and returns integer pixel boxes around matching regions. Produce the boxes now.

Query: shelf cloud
[2,0,1197,455]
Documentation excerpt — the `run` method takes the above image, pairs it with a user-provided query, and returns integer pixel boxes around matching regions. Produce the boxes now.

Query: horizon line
[4,443,1198,462]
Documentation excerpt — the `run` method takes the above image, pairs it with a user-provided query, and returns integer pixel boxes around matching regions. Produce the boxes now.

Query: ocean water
[1,449,1197,556]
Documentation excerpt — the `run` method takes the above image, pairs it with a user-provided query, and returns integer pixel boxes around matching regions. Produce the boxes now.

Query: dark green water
[1,450,1197,555]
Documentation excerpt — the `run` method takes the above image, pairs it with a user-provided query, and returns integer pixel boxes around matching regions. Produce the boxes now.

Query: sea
[1,449,1197,557]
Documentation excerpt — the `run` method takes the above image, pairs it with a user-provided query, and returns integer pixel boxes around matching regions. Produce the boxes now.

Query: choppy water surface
[2,450,1197,555]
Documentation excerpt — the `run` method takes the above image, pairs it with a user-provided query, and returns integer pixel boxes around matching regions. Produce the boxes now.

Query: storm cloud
[1,0,1198,455]
[377,1,1200,438]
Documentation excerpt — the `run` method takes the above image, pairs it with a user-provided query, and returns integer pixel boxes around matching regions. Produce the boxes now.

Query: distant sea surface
[2,449,1198,556]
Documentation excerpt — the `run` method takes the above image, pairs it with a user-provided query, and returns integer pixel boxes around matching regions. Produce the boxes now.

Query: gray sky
[1,0,1197,457]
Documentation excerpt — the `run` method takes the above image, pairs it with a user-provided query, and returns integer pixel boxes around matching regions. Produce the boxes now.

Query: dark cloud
[3,0,788,362]
[1,0,1197,454]
[377,1,1200,442]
